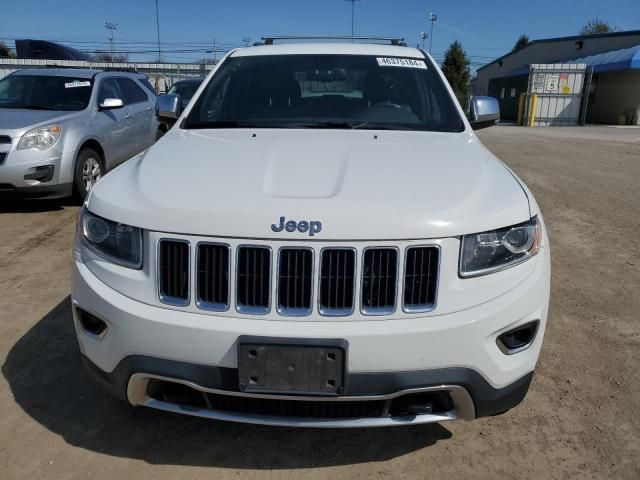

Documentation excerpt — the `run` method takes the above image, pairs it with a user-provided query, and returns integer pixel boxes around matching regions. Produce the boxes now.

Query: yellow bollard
[517,94,526,126]
[528,94,538,127]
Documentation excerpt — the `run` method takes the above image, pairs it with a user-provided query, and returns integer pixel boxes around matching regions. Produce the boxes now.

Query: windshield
[184,54,465,132]
[0,75,93,111]
[169,81,201,99]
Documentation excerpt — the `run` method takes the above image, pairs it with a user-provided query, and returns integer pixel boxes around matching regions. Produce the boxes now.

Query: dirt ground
[0,125,638,479]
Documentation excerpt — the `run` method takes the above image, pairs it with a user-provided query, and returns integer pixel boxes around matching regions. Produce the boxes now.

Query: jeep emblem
[271,216,323,236]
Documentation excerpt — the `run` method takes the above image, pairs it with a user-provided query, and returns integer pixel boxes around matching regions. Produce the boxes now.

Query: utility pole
[429,12,437,53]
[420,32,428,50]
[155,0,162,62]
[105,22,118,62]
[345,0,362,40]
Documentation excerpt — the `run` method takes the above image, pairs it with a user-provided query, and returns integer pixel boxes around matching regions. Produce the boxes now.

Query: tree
[0,41,15,58]
[579,18,615,35]
[441,41,471,105]
[512,34,529,52]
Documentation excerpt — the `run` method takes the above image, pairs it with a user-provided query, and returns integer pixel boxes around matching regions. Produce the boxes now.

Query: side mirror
[155,93,182,120]
[469,96,500,130]
[99,98,124,110]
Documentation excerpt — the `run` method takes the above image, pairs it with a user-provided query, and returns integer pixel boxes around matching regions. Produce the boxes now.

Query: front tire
[73,148,103,200]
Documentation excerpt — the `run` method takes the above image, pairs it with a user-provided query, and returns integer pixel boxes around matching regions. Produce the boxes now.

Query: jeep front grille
[158,240,190,306]
[361,248,398,315]
[277,248,313,315]
[157,240,439,317]
[196,243,230,311]
[0,136,11,145]
[0,152,7,166]
[236,246,271,314]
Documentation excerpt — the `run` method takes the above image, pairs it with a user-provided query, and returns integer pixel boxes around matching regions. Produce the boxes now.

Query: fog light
[75,307,108,338]
[497,321,539,355]
[24,165,55,183]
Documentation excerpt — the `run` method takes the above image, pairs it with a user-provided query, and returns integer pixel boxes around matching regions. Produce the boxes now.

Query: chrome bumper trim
[127,372,476,428]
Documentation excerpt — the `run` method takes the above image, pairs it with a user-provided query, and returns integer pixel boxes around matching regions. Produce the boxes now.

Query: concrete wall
[587,70,640,125]
[472,33,640,95]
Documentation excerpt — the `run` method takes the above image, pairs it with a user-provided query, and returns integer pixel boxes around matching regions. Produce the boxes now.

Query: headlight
[79,208,143,269]
[17,124,62,150]
[459,216,541,277]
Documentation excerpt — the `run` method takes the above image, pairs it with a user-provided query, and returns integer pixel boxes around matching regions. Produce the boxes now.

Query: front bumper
[0,142,72,198]
[71,238,549,426]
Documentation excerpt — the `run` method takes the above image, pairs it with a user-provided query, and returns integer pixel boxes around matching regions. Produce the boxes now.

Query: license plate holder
[238,339,346,396]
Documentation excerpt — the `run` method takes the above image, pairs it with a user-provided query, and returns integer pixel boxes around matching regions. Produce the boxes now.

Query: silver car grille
[157,240,439,317]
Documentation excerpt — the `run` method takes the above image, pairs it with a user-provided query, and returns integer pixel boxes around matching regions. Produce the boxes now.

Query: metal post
[429,13,437,53]
[351,1,355,38]
[528,94,538,127]
[155,0,162,62]
[517,93,526,126]
[579,66,593,126]
[420,32,428,50]
[345,0,362,41]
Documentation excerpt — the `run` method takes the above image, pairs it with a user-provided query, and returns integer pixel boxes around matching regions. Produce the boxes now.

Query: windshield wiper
[21,105,59,111]
[194,120,274,129]
[292,121,369,129]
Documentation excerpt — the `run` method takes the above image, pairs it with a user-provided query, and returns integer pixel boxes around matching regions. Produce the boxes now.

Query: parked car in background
[0,68,164,199]
[167,78,204,109]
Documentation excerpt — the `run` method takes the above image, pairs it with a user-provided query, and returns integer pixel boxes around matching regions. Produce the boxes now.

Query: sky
[2,0,639,69]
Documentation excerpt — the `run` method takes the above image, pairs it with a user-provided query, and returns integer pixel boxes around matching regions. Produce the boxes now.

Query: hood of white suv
[88,128,530,240]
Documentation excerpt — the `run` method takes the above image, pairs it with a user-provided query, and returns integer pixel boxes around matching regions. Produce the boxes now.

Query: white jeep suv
[72,38,550,427]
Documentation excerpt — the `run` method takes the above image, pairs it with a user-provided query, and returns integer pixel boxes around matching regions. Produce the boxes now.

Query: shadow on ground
[0,196,81,213]
[2,298,451,468]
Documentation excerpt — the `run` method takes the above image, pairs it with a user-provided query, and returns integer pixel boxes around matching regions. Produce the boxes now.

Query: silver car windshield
[184,54,464,132]
[0,75,93,111]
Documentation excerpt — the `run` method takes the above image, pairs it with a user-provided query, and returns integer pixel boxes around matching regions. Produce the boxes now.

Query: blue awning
[506,44,640,76]
[565,45,640,73]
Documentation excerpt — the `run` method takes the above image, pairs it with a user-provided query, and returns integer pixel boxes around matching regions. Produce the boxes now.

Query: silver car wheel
[82,157,102,193]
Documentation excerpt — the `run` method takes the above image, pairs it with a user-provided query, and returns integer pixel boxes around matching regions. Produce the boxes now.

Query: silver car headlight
[79,208,143,269]
[459,216,541,277]
[17,124,62,150]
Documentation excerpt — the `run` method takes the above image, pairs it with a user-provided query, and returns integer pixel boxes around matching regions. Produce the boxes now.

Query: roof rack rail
[261,36,407,46]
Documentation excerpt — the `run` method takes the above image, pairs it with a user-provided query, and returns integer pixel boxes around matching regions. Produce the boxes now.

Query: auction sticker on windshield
[65,80,91,88]
[376,57,427,69]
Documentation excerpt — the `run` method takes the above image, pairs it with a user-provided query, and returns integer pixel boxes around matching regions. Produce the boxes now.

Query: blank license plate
[238,344,345,395]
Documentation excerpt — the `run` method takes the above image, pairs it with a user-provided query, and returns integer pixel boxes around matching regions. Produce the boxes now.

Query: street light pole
[420,32,428,50]
[429,12,437,53]
[155,0,162,62]
[345,0,362,40]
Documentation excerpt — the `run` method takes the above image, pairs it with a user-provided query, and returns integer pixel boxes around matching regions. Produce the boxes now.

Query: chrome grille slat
[403,246,439,313]
[158,239,190,306]
[278,248,313,316]
[196,243,230,311]
[361,248,398,315]
[237,246,271,314]
[319,248,356,316]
